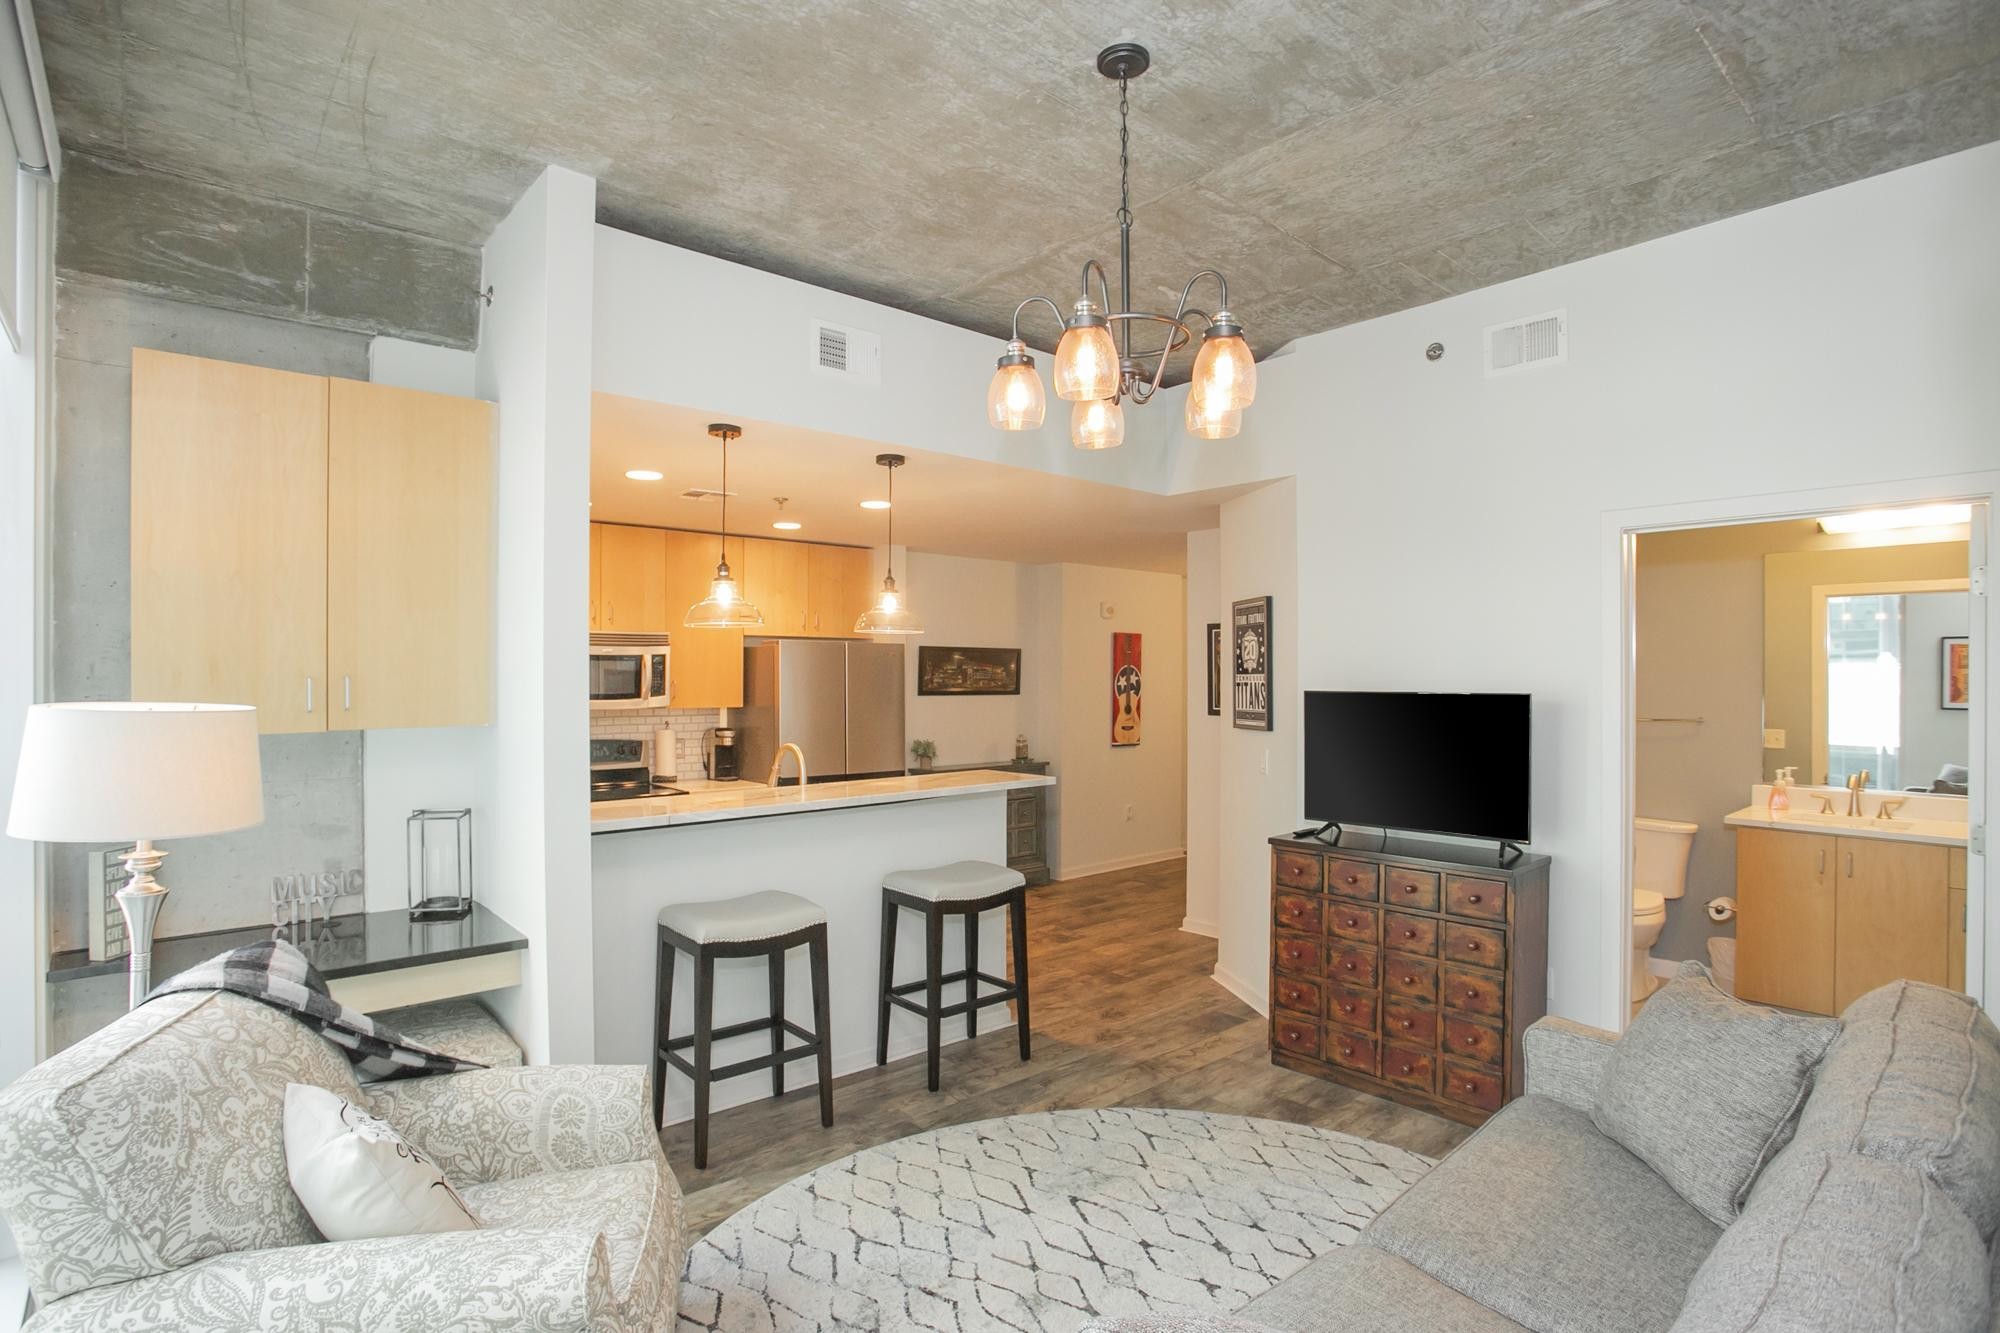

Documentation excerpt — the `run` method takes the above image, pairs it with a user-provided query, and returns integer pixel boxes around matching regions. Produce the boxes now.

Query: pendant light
[684,423,765,629]
[853,454,923,636]
[1071,397,1125,450]
[1183,374,1241,440]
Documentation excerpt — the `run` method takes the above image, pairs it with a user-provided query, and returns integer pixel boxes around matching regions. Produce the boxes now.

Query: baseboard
[1210,963,1267,1017]
[1059,850,1186,881]
[1179,916,1218,938]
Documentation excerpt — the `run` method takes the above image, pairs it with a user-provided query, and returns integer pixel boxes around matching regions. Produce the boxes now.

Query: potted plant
[910,739,937,772]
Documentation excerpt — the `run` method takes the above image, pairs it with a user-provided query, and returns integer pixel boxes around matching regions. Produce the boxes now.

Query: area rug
[675,1107,1433,1332]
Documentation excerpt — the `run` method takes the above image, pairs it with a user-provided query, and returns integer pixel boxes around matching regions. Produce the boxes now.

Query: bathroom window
[1824,594,1902,790]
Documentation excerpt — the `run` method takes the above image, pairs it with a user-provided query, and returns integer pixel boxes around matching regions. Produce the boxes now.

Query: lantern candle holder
[407,807,474,921]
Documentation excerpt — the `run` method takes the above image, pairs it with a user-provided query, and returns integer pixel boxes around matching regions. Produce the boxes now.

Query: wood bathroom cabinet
[1734,827,1962,1015]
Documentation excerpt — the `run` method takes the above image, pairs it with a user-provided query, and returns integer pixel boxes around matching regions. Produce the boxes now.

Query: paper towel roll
[1706,896,1737,923]
[653,728,677,781]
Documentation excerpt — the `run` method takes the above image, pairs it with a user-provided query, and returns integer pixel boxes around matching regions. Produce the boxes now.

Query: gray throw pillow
[1593,961,1838,1226]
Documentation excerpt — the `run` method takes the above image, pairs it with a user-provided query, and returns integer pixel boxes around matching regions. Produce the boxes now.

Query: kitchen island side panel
[591,790,1009,1126]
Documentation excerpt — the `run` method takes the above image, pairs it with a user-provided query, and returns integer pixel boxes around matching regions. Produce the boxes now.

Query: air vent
[1484,308,1567,377]
[807,318,881,386]
[679,487,737,502]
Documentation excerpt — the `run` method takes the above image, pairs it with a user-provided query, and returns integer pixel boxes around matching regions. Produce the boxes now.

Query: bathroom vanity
[1726,792,1969,1015]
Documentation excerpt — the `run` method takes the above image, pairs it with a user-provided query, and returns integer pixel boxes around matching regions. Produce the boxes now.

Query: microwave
[589,633,671,710]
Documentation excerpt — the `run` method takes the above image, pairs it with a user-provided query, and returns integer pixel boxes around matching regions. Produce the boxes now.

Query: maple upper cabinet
[806,543,874,636]
[132,350,330,734]
[131,350,494,734]
[742,537,810,636]
[660,528,744,708]
[326,378,494,730]
[594,523,669,634]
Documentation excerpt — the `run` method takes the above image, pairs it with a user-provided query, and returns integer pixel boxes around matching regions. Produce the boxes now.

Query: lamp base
[116,839,169,1010]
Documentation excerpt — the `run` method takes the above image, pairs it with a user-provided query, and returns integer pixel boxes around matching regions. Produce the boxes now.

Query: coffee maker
[705,727,740,781]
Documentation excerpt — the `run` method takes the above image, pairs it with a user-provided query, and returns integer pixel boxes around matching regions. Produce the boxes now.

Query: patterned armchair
[0,990,684,1331]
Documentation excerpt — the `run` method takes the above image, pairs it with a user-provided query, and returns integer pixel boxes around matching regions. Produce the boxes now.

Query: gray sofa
[1093,977,1999,1333]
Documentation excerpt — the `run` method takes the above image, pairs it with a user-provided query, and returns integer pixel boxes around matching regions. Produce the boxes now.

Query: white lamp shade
[7,703,264,843]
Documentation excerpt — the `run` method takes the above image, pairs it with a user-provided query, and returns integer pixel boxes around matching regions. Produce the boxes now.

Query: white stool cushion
[883,860,1027,902]
[658,889,827,945]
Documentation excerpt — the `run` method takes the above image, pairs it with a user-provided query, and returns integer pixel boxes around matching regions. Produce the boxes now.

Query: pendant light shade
[1071,396,1125,450]
[1054,303,1119,402]
[1184,376,1241,440]
[854,454,922,636]
[1192,311,1257,411]
[986,340,1046,431]
[684,424,764,629]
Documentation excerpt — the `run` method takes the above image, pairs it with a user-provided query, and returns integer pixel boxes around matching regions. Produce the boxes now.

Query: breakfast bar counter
[590,769,1054,1126]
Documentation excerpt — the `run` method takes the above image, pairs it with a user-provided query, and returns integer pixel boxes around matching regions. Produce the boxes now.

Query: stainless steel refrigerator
[738,639,906,785]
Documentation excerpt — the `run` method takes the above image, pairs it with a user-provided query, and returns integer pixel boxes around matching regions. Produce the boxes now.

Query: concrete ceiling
[39,1,2000,363]
[590,393,1254,573]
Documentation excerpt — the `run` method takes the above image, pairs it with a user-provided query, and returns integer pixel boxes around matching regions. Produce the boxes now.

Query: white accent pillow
[283,1082,478,1241]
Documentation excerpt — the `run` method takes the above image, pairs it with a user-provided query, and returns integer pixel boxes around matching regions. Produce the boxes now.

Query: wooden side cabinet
[1267,833,1550,1126]
[132,350,494,733]
[1736,826,1959,1015]
[932,760,1051,885]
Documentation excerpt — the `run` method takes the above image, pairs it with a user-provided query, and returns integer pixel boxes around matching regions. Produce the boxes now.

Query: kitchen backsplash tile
[590,707,720,778]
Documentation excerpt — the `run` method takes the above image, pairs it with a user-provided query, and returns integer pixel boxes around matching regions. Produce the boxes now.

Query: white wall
[1051,563,1188,880]
[360,338,489,913]
[902,552,1040,767]
[1184,529,1221,936]
[1212,483,1298,1011]
[471,166,597,1064]
[1180,142,2000,1030]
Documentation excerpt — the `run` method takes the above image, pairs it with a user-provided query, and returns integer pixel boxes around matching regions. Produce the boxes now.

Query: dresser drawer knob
[1401,975,1415,985]
[1464,1035,1477,1046]
[1400,1018,1413,1029]
[1403,928,1417,939]
[1468,894,1482,905]
[1399,1063,1414,1075]
[1462,1080,1478,1093]
[1465,941,1481,953]
[1343,917,1357,929]
[1340,1045,1355,1058]
[1344,875,1358,885]
[1464,989,1478,1001]
[1402,885,1416,894]
[1343,962,1357,973]
[1340,1003,1354,1014]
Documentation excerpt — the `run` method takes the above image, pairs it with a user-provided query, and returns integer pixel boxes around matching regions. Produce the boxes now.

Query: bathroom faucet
[1875,798,1907,822]
[1813,794,1837,815]
[767,742,807,790]
[1845,771,1870,817]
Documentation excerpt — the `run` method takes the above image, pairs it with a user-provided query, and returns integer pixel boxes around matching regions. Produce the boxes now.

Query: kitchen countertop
[590,769,1055,834]
[1722,804,1969,847]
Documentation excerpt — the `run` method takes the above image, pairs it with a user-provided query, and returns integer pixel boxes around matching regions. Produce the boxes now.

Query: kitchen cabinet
[326,378,493,730]
[1948,848,1967,992]
[132,350,493,734]
[594,523,669,634]
[1736,826,1955,1015]
[660,528,744,708]
[742,537,810,636]
[588,523,602,630]
[807,543,874,636]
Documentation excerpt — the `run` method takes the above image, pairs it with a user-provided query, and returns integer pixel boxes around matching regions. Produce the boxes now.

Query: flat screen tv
[1303,691,1531,845]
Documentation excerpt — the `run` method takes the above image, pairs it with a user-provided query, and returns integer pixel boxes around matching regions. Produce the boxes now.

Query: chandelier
[986,43,1258,449]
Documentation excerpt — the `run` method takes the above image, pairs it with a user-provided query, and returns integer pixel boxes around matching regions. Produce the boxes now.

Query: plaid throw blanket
[148,938,487,1081]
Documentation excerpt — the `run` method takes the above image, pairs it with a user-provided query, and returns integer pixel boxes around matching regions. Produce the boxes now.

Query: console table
[1267,831,1549,1125]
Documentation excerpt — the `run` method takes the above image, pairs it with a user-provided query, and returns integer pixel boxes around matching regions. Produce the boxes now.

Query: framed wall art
[1232,596,1272,731]
[1112,632,1142,746]
[1206,622,1222,717]
[1942,635,1969,709]
[917,646,1022,696]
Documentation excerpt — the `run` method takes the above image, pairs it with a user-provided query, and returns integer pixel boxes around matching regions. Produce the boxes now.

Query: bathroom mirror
[1763,546,1972,795]
[1811,588,1969,792]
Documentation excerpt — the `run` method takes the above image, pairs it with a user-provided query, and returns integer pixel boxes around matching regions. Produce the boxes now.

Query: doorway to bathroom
[1601,480,1992,1032]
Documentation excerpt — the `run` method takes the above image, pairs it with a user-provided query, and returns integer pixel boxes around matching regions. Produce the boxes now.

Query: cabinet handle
[1818,849,1827,876]
[343,675,352,711]
[1846,851,1854,878]
[305,676,314,713]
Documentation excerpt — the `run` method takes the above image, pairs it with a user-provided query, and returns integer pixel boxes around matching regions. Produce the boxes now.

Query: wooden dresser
[1267,832,1550,1125]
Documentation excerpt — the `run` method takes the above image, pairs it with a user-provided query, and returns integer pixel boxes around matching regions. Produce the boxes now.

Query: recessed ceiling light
[1818,503,1970,534]
[625,469,664,482]
[860,499,891,510]
[773,520,802,531]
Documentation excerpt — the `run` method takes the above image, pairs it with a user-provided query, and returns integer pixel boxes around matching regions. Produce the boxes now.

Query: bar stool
[653,890,832,1169]
[876,860,1030,1092]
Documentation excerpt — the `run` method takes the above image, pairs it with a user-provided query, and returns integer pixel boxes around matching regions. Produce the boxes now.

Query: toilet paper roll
[1706,897,1737,923]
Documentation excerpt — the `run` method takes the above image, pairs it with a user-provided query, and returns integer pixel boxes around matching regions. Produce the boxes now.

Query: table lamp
[7,702,263,1008]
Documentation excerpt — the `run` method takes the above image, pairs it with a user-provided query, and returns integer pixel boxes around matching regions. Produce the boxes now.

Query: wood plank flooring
[662,856,1471,1237]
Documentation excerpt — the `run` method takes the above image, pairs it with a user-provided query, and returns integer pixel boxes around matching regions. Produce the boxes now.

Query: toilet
[1632,816,1698,1005]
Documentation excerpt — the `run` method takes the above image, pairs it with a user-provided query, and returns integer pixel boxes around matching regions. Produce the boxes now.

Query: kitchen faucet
[1845,770,1870,817]
[768,742,807,790]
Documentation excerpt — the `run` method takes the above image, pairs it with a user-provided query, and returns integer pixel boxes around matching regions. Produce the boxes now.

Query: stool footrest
[661,1032,825,1083]
[661,1014,801,1050]
[888,970,1013,997]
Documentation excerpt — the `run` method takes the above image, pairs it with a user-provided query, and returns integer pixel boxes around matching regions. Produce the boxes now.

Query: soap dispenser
[1769,767,1793,815]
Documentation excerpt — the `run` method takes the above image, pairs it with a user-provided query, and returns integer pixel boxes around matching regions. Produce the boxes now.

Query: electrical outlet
[1762,728,1786,749]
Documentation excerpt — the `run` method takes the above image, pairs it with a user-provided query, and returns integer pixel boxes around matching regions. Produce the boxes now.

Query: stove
[590,738,688,803]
